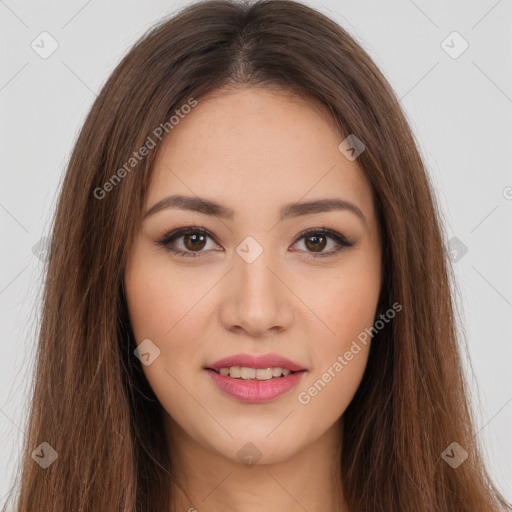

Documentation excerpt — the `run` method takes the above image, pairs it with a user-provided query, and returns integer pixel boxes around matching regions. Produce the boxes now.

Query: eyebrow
[143,194,367,227]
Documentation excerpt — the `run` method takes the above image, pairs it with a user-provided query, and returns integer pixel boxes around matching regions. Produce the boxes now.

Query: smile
[204,352,308,403]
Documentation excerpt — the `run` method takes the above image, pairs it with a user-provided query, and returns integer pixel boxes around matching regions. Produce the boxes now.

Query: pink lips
[204,353,307,403]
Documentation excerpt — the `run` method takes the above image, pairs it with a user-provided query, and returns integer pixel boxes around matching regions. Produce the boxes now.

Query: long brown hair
[5,0,510,510]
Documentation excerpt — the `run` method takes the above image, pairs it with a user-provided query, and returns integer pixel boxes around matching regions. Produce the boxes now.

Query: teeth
[230,366,241,378]
[240,367,256,380]
[215,366,294,380]
[256,368,273,380]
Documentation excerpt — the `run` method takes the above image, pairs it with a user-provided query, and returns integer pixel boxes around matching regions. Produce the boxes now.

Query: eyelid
[155,225,353,258]
[292,226,351,247]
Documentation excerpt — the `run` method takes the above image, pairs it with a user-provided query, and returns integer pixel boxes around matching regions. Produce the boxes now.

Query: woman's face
[124,86,382,465]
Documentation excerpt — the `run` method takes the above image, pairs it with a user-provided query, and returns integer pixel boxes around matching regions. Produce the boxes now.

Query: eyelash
[155,226,354,259]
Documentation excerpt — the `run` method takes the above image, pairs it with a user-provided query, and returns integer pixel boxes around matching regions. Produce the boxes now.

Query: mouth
[203,353,308,403]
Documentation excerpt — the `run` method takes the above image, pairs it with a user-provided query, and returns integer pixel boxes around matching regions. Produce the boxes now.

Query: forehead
[147,86,375,223]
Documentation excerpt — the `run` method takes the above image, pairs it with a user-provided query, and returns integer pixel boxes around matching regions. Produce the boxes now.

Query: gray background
[1,0,511,504]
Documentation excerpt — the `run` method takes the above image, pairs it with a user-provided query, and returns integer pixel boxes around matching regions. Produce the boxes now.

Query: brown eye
[157,227,219,258]
[158,226,353,259]
[183,233,207,251]
[304,234,327,252]
[292,228,354,257]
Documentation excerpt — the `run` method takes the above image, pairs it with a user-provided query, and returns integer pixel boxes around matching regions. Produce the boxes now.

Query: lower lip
[205,369,306,403]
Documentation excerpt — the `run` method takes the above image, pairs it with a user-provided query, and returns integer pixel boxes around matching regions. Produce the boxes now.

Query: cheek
[294,288,374,427]
[305,256,380,349]
[295,345,369,436]
[124,245,205,345]
[124,247,202,387]
[124,252,207,427]
[293,257,379,418]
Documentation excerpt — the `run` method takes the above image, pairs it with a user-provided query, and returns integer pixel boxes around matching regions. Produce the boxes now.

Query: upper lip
[206,353,307,372]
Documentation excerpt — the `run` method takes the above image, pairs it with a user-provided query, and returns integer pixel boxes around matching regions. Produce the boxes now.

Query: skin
[124,85,382,512]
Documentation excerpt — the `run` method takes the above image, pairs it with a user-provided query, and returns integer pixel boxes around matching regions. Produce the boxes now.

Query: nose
[218,246,294,337]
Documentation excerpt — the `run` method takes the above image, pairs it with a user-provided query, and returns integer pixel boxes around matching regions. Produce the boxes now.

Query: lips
[204,353,308,403]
